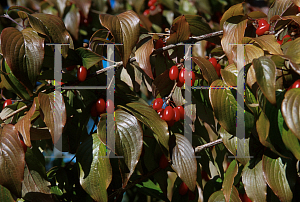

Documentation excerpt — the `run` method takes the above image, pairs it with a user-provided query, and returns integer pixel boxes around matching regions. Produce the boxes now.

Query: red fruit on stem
[288,79,300,91]
[256,24,270,36]
[143,9,150,15]
[157,108,164,116]
[179,182,189,196]
[178,69,195,86]
[96,98,106,114]
[3,99,12,109]
[91,103,98,117]
[163,106,174,121]
[167,120,175,127]
[155,38,165,49]
[177,78,184,87]
[258,19,268,27]
[179,69,185,83]
[159,109,165,120]
[66,65,77,71]
[20,139,27,153]
[176,106,184,120]
[106,99,114,114]
[150,5,156,11]
[153,98,164,111]
[148,0,157,7]
[77,66,87,82]
[209,57,218,67]
[215,63,221,77]
[173,108,180,122]
[169,66,179,81]
[159,154,169,169]
[188,190,196,200]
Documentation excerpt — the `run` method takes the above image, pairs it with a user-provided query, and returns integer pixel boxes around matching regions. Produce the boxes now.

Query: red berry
[209,58,217,67]
[148,0,157,7]
[256,24,270,36]
[163,106,174,121]
[20,139,27,153]
[282,34,292,42]
[155,38,165,49]
[288,79,300,91]
[159,154,168,169]
[191,71,196,86]
[177,78,184,87]
[169,66,179,81]
[66,65,77,71]
[215,63,221,77]
[143,9,150,15]
[150,5,156,11]
[96,98,106,114]
[153,98,164,111]
[157,108,164,116]
[3,99,12,108]
[298,6,300,13]
[240,193,252,202]
[277,40,283,45]
[176,106,184,120]
[173,108,180,122]
[167,120,175,127]
[178,69,195,86]
[106,99,114,114]
[91,103,98,117]
[188,190,196,200]
[159,109,165,120]
[258,19,268,27]
[77,66,87,82]
[179,182,189,196]
[179,69,185,84]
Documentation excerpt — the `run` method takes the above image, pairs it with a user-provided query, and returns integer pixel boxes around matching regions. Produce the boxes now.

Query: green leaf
[253,56,277,105]
[64,3,80,40]
[220,128,250,166]
[244,44,264,65]
[166,15,191,45]
[242,161,267,202]
[262,155,293,202]
[281,88,300,139]
[282,124,300,161]
[18,12,73,57]
[222,160,238,202]
[0,124,25,197]
[119,103,169,150]
[77,134,112,202]
[285,37,300,64]
[135,37,154,79]
[220,3,245,29]
[253,35,283,55]
[221,63,238,87]
[193,56,219,85]
[171,134,197,192]
[75,48,104,69]
[38,92,66,145]
[1,27,45,93]
[99,10,140,67]
[208,186,241,202]
[0,185,14,202]
[221,19,247,64]
[97,109,143,187]
[135,179,170,202]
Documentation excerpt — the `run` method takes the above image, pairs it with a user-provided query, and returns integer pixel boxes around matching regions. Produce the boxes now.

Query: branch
[2,105,29,121]
[95,30,224,75]
[194,139,223,153]
[108,167,162,200]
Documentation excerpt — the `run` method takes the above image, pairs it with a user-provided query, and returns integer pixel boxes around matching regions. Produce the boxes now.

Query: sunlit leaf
[268,0,293,22]
[193,56,219,85]
[222,160,238,202]
[166,15,191,45]
[208,186,241,202]
[135,37,154,79]
[220,3,245,29]
[253,35,283,55]
[285,37,300,64]
[75,48,103,69]
[282,125,300,161]
[64,4,80,40]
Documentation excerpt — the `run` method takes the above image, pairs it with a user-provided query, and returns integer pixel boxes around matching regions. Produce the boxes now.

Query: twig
[108,167,162,200]
[1,14,24,29]
[2,105,29,121]
[148,32,170,36]
[194,139,223,153]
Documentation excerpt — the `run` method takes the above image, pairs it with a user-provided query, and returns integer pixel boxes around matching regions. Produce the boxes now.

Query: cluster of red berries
[143,0,163,15]
[277,34,292,45]
[91,98,114,117]
[256,19,270,36]
[169,66,196,87]
[152,98,184,126]
[208,57,221,77]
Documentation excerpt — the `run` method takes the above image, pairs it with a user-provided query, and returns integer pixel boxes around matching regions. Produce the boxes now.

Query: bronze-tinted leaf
[72,0,91,19]
[242,161,267,202]
[268,0,293,22]
[99,10,140,67]
[221,20,247,64]
[77,134,112,202]
[253,35,283,55]
[0,185,14,202]
[97,110,143,187]
[152,69,174,98]
[1,27,44,94]
[38,92,66,145]
[46,0,67,17]
[262,155,293,202]
[220,3,245,29]
[282,125,300,161]
[135,37,154,79]
[171,133,197,192]
[64,4,80,40]
[208,186,241,202]
[166,15,191,45]
[193,56,219,85]
[285,37,300,64]
[15,99,37,147]
[253,56,276,105]
[0,124,25,197]
[281,88,300,139]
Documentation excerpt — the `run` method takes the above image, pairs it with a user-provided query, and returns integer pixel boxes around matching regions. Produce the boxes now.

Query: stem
[108,167,162,200]
[2,105,29,121]
[1,14,24,29]
[194,139,223,153]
